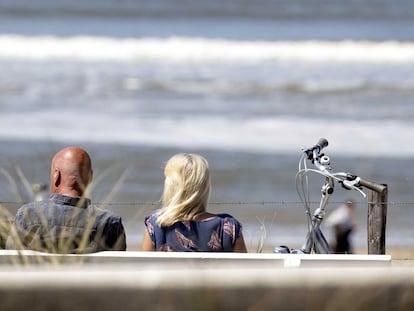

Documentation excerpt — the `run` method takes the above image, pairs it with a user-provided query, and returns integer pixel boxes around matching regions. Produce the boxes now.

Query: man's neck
[53,188,84,198]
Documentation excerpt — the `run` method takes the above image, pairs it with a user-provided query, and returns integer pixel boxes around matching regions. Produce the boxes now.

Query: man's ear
[89,169,93,184]
[53,169,61,187]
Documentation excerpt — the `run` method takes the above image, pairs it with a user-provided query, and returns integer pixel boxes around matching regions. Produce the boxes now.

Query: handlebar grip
[357,178,386,193]
[305,138,329,160]
[317,138,329,150]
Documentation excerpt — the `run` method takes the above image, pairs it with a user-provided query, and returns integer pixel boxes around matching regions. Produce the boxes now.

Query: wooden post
[367,184,388,254]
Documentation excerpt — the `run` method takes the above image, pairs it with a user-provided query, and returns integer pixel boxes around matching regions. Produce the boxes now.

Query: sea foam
[0,112,412,157]
[0,35,414,63]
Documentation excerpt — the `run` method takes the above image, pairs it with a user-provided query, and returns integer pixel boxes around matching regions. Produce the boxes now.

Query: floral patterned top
[144,209,243,252]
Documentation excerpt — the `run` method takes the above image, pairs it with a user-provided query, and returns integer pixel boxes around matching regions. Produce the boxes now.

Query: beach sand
[375,247,414,266]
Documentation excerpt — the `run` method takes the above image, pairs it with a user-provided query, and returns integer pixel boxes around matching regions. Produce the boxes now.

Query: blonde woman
[141,153,247,252]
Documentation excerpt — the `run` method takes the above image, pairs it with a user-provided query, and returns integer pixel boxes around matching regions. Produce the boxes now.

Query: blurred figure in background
[326,200,357,254]
[141,153,247,252]
[32,182,48,201]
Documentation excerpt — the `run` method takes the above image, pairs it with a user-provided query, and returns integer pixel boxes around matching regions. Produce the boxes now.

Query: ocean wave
[121,78,414,95]
[0,113,412,157]
[0,35,414,63]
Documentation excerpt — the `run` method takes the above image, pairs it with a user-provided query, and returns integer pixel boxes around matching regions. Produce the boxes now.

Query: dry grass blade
[14,164,34,200]
[0,167,24,203]
[99,168,129,209]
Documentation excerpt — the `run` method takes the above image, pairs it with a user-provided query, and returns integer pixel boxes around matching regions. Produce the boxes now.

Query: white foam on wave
[0,111,412,157]
[0,35,414,63]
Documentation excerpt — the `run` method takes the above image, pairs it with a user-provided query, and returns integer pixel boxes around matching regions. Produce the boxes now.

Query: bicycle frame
[300,177,335,254]
[275,138,367,254]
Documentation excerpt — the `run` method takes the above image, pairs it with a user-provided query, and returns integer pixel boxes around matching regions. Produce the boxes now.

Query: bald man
[7,147,127,253]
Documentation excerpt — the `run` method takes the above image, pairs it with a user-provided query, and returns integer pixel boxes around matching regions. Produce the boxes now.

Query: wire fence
[1,200,414,208]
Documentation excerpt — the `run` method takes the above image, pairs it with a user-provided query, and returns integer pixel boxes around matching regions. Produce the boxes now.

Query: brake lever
[339,174,367,198]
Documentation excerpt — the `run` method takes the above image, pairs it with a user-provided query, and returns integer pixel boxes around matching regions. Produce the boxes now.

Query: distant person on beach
[141,153,247,252]
[6,147,126,253]
[32,182,48,201]
[325,200,357,254]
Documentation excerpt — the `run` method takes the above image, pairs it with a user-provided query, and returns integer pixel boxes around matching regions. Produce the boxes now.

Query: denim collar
[49,193,91,209]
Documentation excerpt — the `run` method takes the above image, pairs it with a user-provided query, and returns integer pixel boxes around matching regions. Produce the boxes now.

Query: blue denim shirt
[7,194,126,253]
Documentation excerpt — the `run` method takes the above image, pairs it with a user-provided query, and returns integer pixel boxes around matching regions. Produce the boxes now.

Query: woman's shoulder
[214,213,236,219]
[145,209,162,225]
[213,213,241,224]
[147,209,161,217]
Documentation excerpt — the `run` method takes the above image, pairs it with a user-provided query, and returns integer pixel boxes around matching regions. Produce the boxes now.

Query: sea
[0,0,413,252]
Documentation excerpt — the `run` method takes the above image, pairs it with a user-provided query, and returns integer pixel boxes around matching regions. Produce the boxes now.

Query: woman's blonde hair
[156,153,211,227]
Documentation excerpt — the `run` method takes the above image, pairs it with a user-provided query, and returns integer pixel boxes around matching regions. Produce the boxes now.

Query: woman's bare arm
[233,233,248,252]
[140,228,155,251]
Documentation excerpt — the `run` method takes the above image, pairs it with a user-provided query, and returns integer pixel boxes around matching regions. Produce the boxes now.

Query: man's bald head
[50,147,93,196]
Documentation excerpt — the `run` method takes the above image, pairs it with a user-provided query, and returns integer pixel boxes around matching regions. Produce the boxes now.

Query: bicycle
[274,138,384,254]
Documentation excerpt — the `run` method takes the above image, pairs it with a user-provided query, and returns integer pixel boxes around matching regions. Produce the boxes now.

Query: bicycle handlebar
[357,178,386,193]
[304,137,329,160]
[303,138,386,195]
